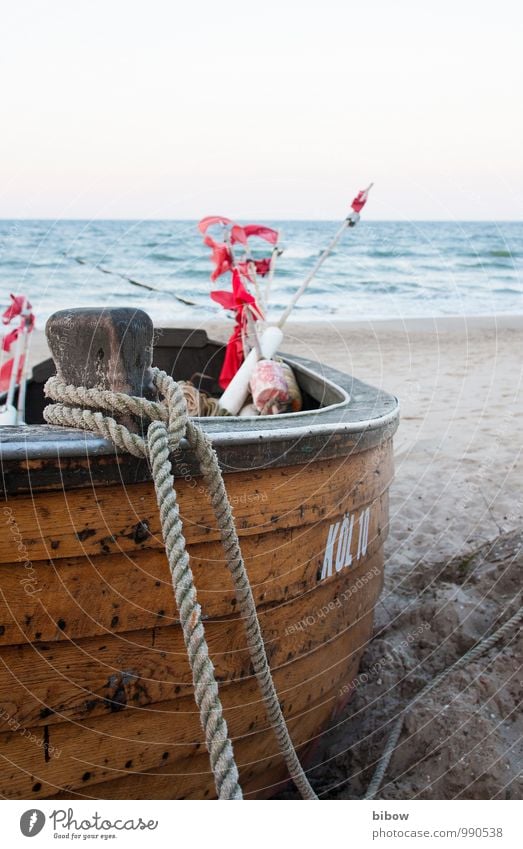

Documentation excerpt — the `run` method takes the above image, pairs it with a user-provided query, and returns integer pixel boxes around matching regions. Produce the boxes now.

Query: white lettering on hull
[320,506,372,581]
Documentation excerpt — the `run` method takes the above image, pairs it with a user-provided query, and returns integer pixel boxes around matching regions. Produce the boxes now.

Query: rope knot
[44,368,191,459]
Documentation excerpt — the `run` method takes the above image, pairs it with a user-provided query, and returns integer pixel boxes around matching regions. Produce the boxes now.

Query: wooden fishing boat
[0,308,399,800]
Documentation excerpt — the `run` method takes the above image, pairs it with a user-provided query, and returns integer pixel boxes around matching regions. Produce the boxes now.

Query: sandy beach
[279,316,523,799]
[27,314,522,799]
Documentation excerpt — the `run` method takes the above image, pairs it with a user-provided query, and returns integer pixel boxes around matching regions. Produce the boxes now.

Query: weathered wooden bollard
[46,307,157,432]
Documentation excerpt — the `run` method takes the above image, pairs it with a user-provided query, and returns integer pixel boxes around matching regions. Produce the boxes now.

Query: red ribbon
[2,327,20,352]
[204,235,233,281]
[1,294,35,352]
[231,224,279,246]
[351,189,370,214]
[237,257,272,279]
[2,294,30,324]
[211,269,263,389]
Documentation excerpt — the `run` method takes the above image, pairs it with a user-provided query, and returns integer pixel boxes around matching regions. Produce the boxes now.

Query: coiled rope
[179,381,228,417]
[364,603,523,799]
[44,369,317,801]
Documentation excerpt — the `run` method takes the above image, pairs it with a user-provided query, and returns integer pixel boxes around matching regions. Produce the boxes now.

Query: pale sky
[1,0,522,219]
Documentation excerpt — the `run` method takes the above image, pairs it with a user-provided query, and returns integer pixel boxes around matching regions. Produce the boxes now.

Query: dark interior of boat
[4,328,330,425]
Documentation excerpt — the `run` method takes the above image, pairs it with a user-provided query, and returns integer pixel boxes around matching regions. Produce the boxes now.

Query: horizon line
[1,217,522,224]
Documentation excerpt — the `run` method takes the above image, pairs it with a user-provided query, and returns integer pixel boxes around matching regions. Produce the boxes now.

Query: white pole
[16,322,31,424]
[218,185,372,414]
[277,184,372,328]
[5,331,23,409]
[246,255,264,315]
[0,323,23,425]
[0,327,7,385]
[225,230,263,358]
[246,307,262,358]
[264,237,281,308]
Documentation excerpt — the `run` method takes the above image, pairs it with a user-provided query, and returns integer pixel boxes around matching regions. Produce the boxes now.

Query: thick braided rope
[44,369,317,799]
[147,418,241,799]
[44,373,241,800]
[184,418,318,800]
[364,603,523,800]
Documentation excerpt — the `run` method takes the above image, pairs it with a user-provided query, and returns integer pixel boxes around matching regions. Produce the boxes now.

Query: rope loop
[43,368,317,801]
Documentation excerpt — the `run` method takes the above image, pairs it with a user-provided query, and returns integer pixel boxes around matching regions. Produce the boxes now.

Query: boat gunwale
[0,354,399,462]
[209,357,351,424]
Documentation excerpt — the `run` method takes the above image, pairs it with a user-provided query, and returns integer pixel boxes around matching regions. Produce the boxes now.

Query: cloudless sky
[1,0,522,219]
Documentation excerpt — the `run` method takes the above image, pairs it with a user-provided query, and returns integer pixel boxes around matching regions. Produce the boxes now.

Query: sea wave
[1,219,522,322]
[147,252,180,262]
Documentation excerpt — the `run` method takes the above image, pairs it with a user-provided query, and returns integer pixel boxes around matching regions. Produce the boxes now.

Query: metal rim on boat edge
[0,354,400,461]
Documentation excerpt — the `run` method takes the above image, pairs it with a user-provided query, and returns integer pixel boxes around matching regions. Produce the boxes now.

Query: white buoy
[16,324,31,425]
[0,404,17,425]
[219,325,283,415]
[1,315,25,426]
[238,402,259,417]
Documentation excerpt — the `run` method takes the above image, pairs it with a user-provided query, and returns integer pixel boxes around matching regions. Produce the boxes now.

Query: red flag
[0,355,25,392]
[2,326,20,352]
[211,269,263,389]
[351,187,371,214]
[204,235,233,281]
[199,218,235,280]
[2,294,29,324]
[243,224,279,244]
[198,216,233,235]
[237,258,272,279]
[231,224,278,245]
[1,294,35,351]
[230,224,247,245]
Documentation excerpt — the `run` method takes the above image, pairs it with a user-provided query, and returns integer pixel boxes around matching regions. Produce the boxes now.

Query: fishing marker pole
[219,184,373,415]
[277,183,373,328]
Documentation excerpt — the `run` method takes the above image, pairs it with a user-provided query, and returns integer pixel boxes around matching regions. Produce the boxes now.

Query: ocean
[0,220,521,326]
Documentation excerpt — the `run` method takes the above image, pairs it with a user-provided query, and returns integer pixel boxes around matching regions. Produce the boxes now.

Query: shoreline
[27,312,523,372]
[29,311,523,354]
[281,313,523,332]
[198,312,523,339]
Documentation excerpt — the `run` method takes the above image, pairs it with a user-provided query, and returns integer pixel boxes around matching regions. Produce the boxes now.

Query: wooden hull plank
[0,550,383,731]
[0,444,393,564]
[0,630,369,800]
[0,492,388,646]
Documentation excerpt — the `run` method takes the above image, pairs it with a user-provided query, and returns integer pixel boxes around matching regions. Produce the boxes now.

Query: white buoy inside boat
[238,402,259,417]
[219,325,283,415]
[0,404,17,425]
